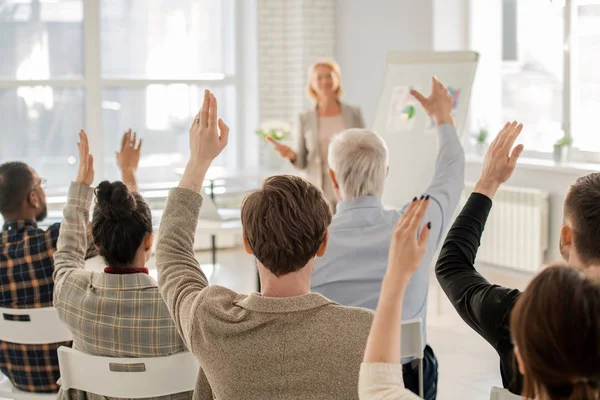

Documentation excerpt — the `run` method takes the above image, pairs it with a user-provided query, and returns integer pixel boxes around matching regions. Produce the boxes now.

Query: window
[470,0,600,159]
[572,2,600,152]
[0,0,238,194]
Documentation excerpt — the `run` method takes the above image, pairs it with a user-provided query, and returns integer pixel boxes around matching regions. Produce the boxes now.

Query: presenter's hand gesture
[267,137,297,162]
[475,121,524,199]
[189,90,230,165]
[386,197,431,289]
[76,130,94,186]
[411,77,454,126]
[116,129,142,173]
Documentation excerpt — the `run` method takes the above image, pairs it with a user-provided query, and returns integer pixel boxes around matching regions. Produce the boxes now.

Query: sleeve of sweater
[358,364,420,400]
[156,187,208,350]
[53,182,94,305]
[434,192,521,349]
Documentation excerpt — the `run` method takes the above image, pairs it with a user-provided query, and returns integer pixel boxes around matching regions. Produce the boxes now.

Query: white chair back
[490,386,523,400]
[0,307,71,400]
[401,318,424,359]
[0,307,72,344]
[401,318,424,398]
[57,347,200,398]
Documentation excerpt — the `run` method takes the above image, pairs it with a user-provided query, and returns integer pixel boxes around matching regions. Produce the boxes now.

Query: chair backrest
[57,347,200,398]
[490,386,523,400]
[401,318,424,359]
[0,307,72,344]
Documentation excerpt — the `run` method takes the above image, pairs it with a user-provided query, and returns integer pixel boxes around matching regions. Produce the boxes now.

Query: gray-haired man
[311,77,465,400]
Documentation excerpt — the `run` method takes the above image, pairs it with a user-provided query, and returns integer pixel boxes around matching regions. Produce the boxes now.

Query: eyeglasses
[31,178,47,191]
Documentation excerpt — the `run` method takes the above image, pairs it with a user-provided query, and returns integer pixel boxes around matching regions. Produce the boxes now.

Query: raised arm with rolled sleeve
[52,182,95,302]
[155,187,208,350]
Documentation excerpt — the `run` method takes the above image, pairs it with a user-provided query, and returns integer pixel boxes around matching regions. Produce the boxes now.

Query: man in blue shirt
[311,77,465,400]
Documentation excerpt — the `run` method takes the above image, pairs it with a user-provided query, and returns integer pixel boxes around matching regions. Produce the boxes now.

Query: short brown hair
[307,59,343,101]
[564,173,600,266]
[510,265,600,399]
[241,175,332,277]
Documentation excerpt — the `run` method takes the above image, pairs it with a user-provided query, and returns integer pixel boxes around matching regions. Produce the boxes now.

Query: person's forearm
[179,160,211,193]
[435,113,454,127]
[363,280,408,364]
[121,168,138,192]
[474,180,501,199]
[435,193,493,308]
[422,124,465,218]
[53,183,94,297]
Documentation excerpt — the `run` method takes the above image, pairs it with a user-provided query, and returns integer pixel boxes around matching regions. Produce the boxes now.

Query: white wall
[335,0,434,126]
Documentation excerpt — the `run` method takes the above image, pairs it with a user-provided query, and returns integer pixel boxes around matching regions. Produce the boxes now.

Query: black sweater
[435,192,523,394]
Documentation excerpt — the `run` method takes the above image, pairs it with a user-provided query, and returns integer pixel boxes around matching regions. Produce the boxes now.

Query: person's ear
[328,168,338,189]
[145,233,154,252]
[560,224,573,248]
[27,190,39,209]
[514,346,525,375]
[316,231,329,257]
[242,234,254,255]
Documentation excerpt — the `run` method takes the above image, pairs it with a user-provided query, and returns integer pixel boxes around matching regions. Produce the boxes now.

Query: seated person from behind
[52,131,191,400]
[84,129,141,273]
[310,77,465,400]
[0,161,68,393]
[358,196,600,400]
[436,120,600,395]
[360,197,433,400]
[156,90,374,400]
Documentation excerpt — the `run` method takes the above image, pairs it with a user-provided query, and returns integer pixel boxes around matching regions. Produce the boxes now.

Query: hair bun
[95,181,137,220]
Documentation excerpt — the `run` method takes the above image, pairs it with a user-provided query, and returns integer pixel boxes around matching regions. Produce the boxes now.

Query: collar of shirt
[2,220,38,232]
[336,196,384,214]
[104,266,150,275]
[234,292,334,313]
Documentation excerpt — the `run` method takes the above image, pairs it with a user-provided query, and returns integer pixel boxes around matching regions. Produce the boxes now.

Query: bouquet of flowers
[256,120,291,141]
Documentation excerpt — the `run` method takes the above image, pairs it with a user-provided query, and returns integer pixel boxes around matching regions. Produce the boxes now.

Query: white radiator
[460,183,549,272]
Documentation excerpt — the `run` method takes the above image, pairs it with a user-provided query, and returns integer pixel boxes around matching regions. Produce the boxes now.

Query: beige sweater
[156,187,374,400]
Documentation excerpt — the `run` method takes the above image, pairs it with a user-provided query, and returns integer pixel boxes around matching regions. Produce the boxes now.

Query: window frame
[0,0,242,189]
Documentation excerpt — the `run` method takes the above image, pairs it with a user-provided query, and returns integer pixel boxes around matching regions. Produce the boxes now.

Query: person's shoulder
[340,102,362,115]
[323,302,374,323]
[299,108,315,122]
[26,222,60,240]
[196,285,244,311]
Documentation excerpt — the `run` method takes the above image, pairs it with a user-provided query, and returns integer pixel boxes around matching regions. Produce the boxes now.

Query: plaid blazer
[0,220,71,393]
[53,183,190,400]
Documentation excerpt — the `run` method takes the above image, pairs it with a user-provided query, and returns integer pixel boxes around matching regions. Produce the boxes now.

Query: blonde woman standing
[268,60,365,206]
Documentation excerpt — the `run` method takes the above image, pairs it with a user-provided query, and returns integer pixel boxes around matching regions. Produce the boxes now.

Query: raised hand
[475,121,525,199]
[386,197,431,287]
[266,137,296,162]
[116,129,142,173]
[411,77,454,126]
[179,90,230,192]
[189,90,229,166]
[76,130,94,186]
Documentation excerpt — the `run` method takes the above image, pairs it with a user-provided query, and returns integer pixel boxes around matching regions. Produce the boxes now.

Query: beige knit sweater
[156,187,374,400]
